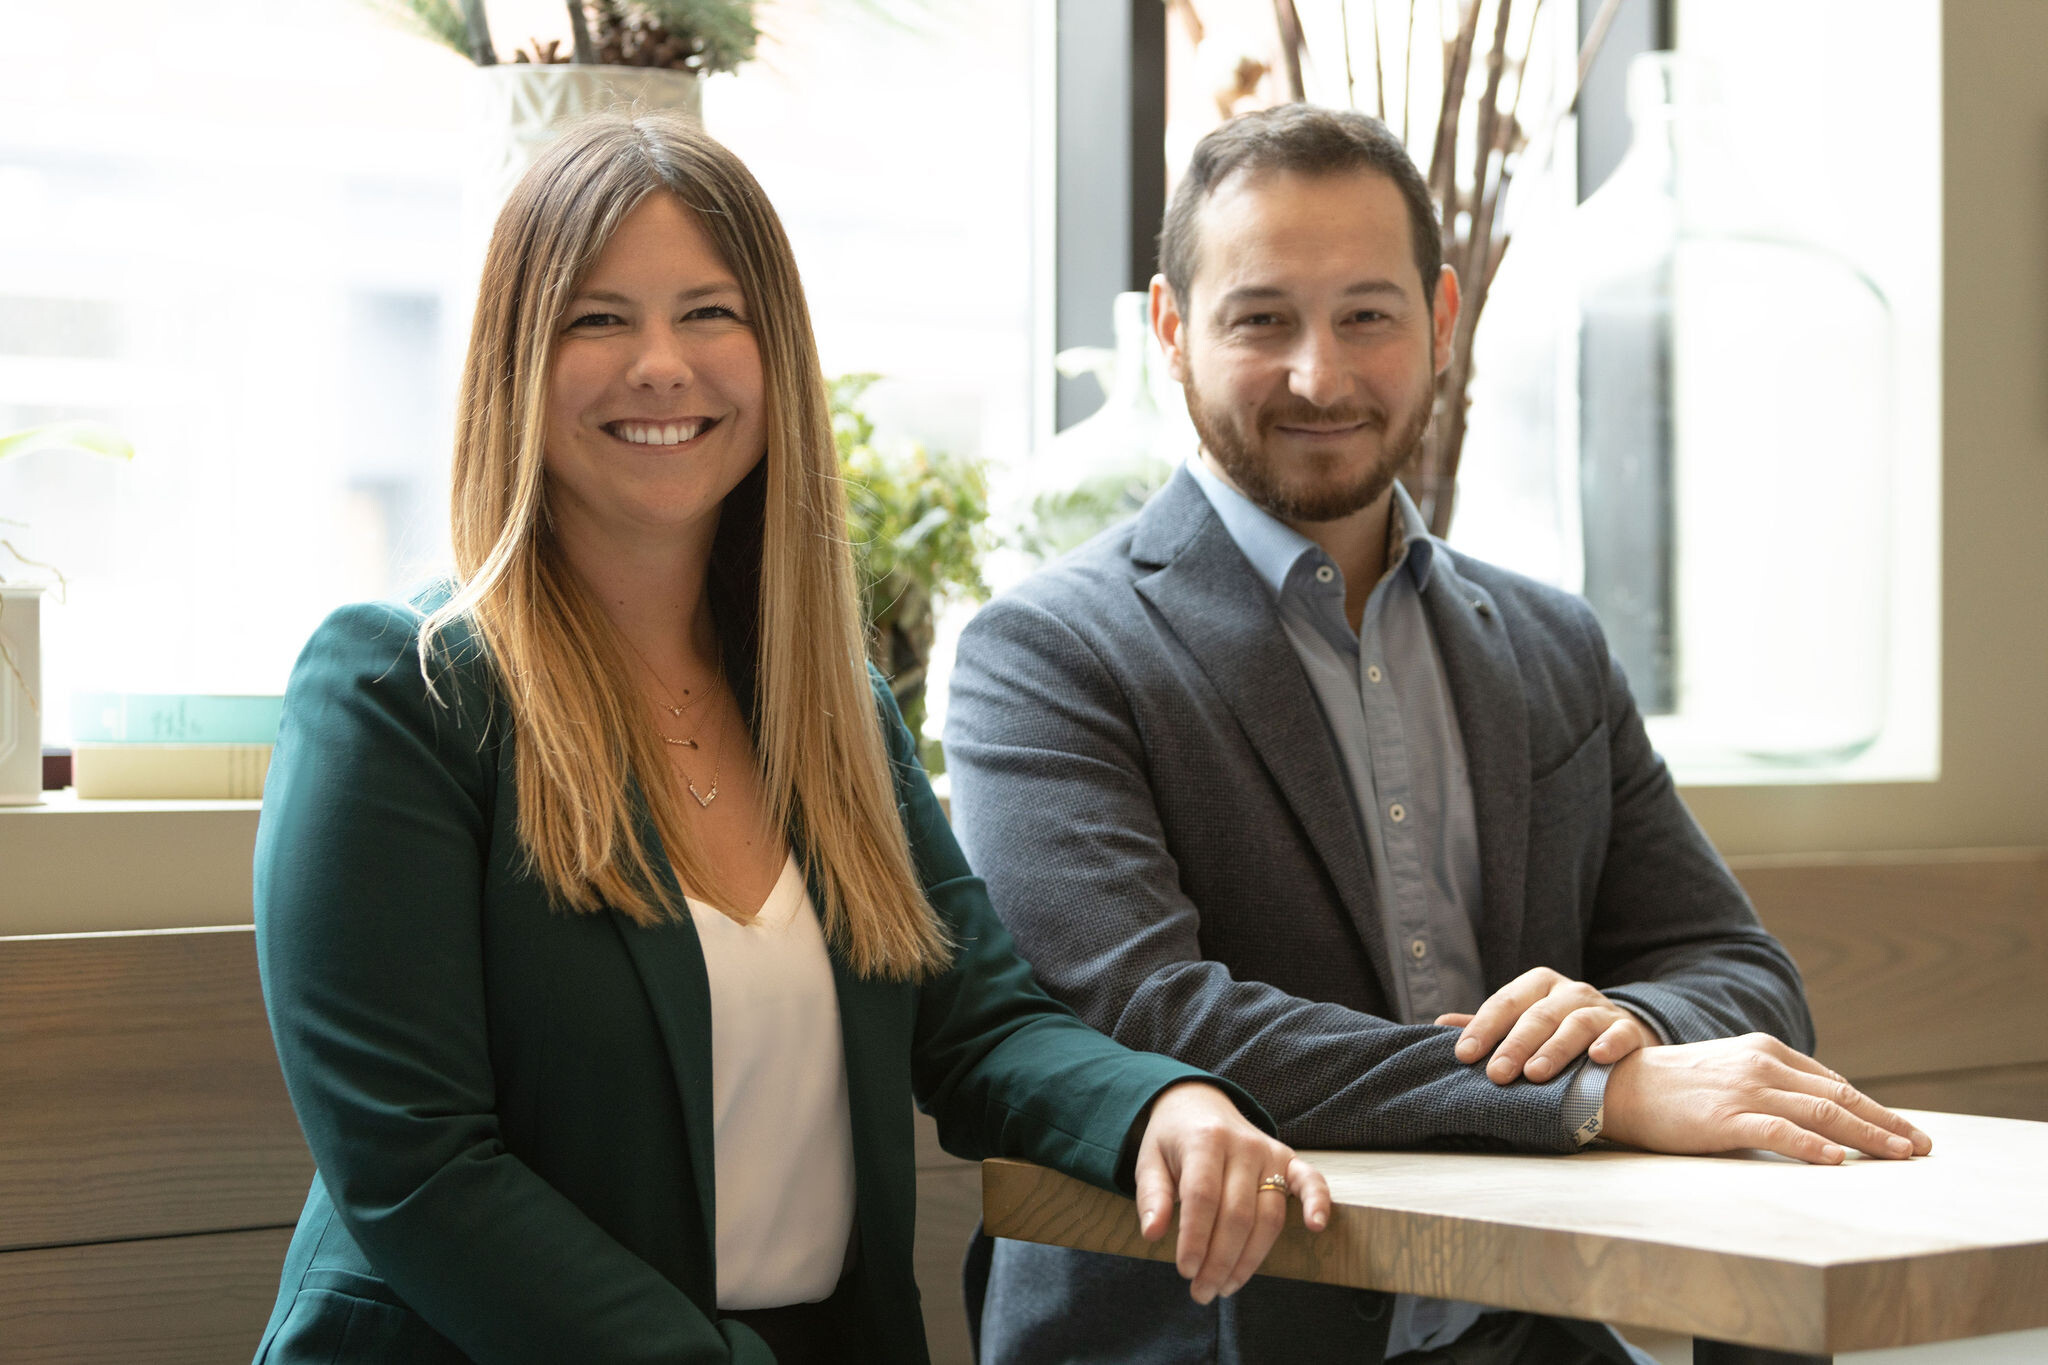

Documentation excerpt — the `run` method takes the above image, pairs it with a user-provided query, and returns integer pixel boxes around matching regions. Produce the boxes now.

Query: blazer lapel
[1422,558,1530,987]
[819,877,913,1281]
[1131,472,1393,992]
[610,802,721,1274]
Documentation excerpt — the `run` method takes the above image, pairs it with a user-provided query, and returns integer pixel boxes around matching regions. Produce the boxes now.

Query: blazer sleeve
[945,594,1596,1155]
[863,672,1271,1193]
[255,602,769,1365]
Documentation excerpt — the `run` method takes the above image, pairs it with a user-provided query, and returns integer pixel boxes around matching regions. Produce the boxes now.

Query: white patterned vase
[0,584,45,805]
[464,65,705,248]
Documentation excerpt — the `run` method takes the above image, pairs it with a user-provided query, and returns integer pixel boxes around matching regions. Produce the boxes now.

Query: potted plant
[372,1,759,79]
[832,375,990,773]
[369,1,760,215]
[0,421,134,803]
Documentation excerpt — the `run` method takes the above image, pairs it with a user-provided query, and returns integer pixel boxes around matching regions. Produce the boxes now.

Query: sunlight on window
[0,0,1036,749]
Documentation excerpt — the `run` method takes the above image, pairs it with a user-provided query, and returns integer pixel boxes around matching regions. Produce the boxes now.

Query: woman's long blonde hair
[421,112,949,981]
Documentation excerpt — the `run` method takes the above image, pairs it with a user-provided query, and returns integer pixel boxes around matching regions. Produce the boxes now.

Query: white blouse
[686,855,856,1310]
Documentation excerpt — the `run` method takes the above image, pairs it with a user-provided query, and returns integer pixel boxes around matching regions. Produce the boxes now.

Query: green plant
[369,0,760,74]
[832,374,989,772]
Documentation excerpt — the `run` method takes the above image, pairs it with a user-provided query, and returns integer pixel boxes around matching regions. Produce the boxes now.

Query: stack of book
[69,693,284,800]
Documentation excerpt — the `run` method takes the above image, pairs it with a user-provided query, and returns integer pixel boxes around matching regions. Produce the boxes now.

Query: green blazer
[251,592,1250,1364]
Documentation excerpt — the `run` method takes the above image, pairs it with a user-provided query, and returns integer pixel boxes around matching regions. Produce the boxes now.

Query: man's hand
[1132,1081,1332,1304]
[1601,1033,1934,1164]
[1435,967,1661,1084]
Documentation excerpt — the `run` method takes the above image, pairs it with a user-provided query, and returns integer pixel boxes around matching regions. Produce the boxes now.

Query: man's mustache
[1257,403,1384,432]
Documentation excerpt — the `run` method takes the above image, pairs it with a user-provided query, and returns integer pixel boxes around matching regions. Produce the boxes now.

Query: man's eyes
[1229,310,1392,329]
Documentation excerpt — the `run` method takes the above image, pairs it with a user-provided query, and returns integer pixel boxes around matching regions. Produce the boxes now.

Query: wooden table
[983,1110,2048,1363]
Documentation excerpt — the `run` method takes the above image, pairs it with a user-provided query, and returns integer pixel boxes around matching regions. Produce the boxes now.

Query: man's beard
[1185,375,1434,525]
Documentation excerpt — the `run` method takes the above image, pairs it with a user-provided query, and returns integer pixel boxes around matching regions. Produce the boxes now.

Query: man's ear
[1432,265,1462,376]
[1151,275,1189,383]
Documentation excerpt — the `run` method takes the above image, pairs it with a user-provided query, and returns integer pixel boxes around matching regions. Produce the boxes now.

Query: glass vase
[1572,54,1894,763]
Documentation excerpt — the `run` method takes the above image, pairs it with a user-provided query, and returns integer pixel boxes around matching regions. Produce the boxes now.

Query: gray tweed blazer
[944,467,1814,1364]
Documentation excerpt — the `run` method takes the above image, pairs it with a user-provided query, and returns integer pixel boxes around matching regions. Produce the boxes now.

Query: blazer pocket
[267,1282,470,1364]
[1528,723,1609,831]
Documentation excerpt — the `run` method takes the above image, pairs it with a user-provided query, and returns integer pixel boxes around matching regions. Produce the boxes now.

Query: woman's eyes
[564,305,743,330]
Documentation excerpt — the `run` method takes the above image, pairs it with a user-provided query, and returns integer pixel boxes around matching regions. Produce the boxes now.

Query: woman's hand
[1131,1080,1331,1304]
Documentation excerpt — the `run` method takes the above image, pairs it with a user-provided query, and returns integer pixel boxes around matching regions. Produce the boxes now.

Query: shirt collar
[1186,455,1438,599]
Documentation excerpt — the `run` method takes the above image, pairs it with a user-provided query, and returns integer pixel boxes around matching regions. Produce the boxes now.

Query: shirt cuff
[1614,1001,1672,1046]
[1561,1059,1609,1147]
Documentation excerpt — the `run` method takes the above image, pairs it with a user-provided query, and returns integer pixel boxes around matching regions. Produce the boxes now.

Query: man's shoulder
[975,521,1152,633]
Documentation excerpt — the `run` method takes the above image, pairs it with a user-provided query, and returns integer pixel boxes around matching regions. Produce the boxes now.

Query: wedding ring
[1257,1173,1288,1195]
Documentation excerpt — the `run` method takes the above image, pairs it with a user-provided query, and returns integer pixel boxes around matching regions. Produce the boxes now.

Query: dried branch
[1401,0,1416,142]
[566,0,596,62]
[1518,0,1631,207]
[1273,0,1306,101]
[1268,0,1612,537]
[1573,0,1627,114]
[1340,1,1358,111]
[1467,0,1514,262]
[1505,0,1546,138]
[459,0,498,65]
[1426,0,1482,228]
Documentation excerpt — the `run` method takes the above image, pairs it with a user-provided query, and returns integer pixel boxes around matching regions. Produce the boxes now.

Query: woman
[250,113,1327,1365]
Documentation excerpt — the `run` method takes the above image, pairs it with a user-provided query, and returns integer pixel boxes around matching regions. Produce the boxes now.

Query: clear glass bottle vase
[1572,54,1894,764]
[1012,291,1188,562]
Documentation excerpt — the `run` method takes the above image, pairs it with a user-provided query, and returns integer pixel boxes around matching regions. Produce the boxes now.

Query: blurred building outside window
[0,0,1038,751]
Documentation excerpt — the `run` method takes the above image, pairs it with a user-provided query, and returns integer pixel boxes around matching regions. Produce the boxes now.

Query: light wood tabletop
[982,1109,2048,1361]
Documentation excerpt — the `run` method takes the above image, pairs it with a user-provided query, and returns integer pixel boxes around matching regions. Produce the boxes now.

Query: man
[945,104,1929,1365]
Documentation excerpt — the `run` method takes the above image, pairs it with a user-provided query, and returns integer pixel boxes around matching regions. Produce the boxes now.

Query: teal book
[72,693,286,744]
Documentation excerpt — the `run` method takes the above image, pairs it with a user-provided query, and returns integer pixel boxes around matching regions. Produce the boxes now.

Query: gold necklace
[684,711,724,809]
[619,634,718,741]
[618,632,724,806]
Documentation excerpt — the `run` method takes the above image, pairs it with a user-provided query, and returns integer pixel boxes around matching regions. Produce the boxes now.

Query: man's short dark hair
[1159,103,1442,309]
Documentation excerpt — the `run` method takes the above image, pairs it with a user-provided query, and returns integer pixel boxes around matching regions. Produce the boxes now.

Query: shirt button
[1314,565,1335,584]
[1388,802,1406,823]
[1410,937,1428,960]
[1366,665,1383,683]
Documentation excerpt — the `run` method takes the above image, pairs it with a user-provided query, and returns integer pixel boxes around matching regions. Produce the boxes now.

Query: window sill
[1654,714,1939,788]
[0,790,259,937]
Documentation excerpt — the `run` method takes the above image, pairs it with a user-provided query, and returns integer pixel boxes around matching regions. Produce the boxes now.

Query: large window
[1149,0,1939,784]
[1,0,1038,747]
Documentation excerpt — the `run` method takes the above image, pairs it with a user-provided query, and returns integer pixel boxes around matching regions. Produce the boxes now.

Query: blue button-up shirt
[1188,458,1619,1356]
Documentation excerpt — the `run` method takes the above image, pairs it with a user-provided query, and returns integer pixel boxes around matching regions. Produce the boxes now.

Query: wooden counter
[984,1110,2048,1362]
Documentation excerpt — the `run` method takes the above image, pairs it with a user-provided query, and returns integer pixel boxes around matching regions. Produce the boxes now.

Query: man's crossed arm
[945,591,1929,1166]
[1439,967,1929,1162]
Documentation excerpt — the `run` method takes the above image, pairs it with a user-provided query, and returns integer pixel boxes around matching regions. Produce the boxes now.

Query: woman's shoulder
[289,583,500,732]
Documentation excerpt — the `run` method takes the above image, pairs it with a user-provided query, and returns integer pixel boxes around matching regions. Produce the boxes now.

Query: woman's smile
[604,417,719,447]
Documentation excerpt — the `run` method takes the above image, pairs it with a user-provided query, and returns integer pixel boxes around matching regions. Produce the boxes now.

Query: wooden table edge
[980,1157,2048,1355]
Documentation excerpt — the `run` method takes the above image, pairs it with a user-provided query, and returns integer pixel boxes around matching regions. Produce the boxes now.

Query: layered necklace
[621,635,726,809]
